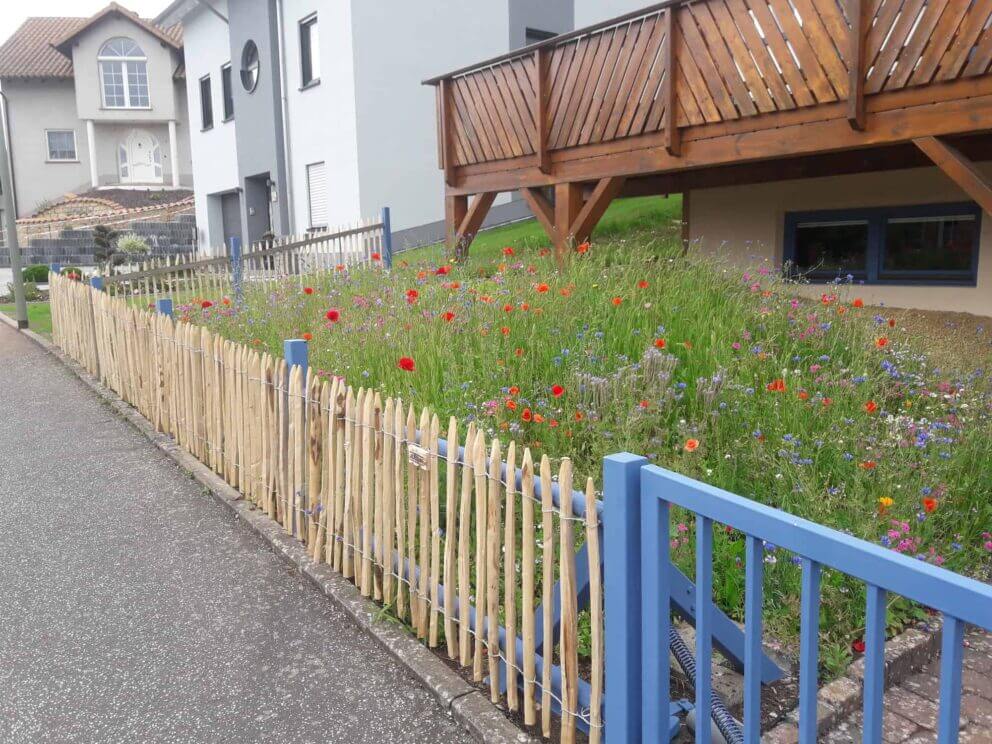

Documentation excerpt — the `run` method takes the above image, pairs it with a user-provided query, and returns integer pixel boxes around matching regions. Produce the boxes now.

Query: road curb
[11,319,535,744]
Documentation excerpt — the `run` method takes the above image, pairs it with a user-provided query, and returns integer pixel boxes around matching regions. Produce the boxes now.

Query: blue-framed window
[784,202,982,286]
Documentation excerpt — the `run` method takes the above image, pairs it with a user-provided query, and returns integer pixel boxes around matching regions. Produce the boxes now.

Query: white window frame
[45,129,78,162]
[98,37,150,110]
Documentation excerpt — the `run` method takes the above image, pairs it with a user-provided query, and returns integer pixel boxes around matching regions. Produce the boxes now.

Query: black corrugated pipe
[669,626,744,744]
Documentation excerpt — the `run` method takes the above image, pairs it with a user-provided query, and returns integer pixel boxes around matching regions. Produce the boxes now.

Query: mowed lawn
[0,302,52,337]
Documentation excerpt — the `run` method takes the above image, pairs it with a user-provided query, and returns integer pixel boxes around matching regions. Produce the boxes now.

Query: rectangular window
[100,60,149,108]
[306,161,327,229]
[525,28,558,47]
[785,203,981,286]
[199,75,213,130]
[300,14,320,87]
[46,130,77,161]
[221,63,234,120]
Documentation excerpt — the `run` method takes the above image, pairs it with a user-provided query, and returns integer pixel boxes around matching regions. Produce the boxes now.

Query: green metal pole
[0,99,28,329]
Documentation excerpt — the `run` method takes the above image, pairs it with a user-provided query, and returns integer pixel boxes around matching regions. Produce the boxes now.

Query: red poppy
[852,298,864,308]
[325,308,341,322]
[503,304,513,312]
[684,438,700,452]
[503,246,515,256]
[536,283,550,293]
[441,311,455,322]
[923,497,938,514]
[435,265,451,275]
[574,411,584,422]
[222,297,231,306]
[201,300,213,309]
[852,639,866,654]
[302,332,313,341]
[888,318,896,328]
[875,337,889,349]
[549,419,559,428]
[303,287,314,295]
[639,400,650,409]
[822,397,833,407]
[551,385,564,398]
[406,289,419,302]
[397,356,416,372]
[514,347,524,357]
[859,461,877,470]
[576,242,590,254]
[765,378,787,393]
[637,280,649,289]
[654,338,667,350]
[864,400,878,414]
[539,248,551,257]
[506,399,518,411]
[371,252,382,261]
[509,386,520,395]
[534,413,545,424]
[611,296,623,307]
[798,390,809,401]
[448,281,461,290]
[521,408,533,422]
[336,264,346,272]
[500,326,510,336]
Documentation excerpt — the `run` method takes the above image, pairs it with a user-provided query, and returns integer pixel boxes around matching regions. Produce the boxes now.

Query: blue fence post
[284,338,308,538]
[380,206,393,269]
[89,276,104,291]
[603,453,647,744]
[49,263,61,275]
[229,236,243,303]
[155,298,174,318]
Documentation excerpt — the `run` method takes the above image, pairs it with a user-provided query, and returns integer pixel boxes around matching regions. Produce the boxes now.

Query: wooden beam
[520,187,556,239]
[534,47,551,174]
[440,78,456,186]
[554,182,584,263]
[663,7,681,157]
[569,177,626,244]
[456,192,498,251]
[914,136,992,215]
[848,0,868,131]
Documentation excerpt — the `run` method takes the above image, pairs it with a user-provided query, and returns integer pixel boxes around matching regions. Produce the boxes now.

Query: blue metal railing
[603,453,992,744]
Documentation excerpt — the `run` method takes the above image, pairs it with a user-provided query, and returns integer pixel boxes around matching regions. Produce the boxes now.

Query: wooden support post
[569,177,626,246]
[554,182,583,263]
[663,7,681,157]
[445,194,468,258]
[848,0,868,131]
[440,78,456,186]
[914,136,992,215]
[447,191,497,260]
[534,47,551,174]
[681,190,691,254]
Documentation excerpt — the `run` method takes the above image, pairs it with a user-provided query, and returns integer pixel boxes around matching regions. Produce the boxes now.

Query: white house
[0,3,193,217]
[155,0,574,252]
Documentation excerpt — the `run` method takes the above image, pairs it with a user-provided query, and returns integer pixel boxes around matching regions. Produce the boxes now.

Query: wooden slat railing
[429,0,992,172]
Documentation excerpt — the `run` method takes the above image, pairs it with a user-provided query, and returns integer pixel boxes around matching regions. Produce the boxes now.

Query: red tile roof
[0,4,183,80]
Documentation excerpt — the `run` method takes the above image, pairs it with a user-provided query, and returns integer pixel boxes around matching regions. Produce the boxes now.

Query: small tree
[92,224,119,275]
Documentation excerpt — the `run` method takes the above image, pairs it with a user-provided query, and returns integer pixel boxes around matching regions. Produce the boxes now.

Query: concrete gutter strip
[10,316,535,744]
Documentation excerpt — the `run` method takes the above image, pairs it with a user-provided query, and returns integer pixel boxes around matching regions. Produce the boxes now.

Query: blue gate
[603,453,992,744]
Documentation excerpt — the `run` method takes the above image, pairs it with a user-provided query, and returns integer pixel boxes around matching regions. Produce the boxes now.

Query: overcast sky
[1,0,170,48]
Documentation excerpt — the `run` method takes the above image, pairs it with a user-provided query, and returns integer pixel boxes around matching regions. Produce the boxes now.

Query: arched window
[98,37,149,108]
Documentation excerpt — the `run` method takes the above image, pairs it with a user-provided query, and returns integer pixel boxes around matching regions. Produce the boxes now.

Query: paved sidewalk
[0,323,473,743]
[824,629,992,743]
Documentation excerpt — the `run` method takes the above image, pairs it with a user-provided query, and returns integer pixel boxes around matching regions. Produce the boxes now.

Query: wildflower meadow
[188,218,992,674]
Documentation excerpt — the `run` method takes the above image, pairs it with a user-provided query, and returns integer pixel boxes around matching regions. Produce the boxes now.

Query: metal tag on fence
[408,444,430,470]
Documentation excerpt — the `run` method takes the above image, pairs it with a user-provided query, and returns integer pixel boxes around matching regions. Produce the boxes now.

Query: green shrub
[7,281,41,301]
[21,265,49,283]
[116,233,150,255]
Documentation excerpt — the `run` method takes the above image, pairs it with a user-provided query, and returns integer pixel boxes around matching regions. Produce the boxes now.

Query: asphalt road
[0,322,473,743]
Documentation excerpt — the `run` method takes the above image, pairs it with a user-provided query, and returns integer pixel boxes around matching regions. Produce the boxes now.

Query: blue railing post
[603,453,647,744]
[155,298,174,318]
[49,263,61,275]
[284,338,309,375]
[89,276,104,291]
[229,236,243,302]
[381,206,393,269]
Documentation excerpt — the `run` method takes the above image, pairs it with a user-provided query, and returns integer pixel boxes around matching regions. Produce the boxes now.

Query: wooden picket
[48,272,604,742]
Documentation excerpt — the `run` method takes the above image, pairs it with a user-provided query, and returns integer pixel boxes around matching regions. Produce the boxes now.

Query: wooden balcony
[425,0,992,258]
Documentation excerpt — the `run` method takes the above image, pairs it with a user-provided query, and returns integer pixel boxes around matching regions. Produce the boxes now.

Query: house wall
[508,0,573,47]
[181,1,239,252]
[69,15,183,123]
[3,79,91,217]
[281,0,361,232]
[573,0,647,27]
[229,0,291,241]
[687,166,992,317]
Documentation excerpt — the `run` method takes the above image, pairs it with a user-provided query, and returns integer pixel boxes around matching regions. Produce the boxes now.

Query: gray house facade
[157,0,574,253]
[0,4,193,218]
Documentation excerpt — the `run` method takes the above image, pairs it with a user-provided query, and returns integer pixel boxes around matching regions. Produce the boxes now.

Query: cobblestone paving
[825,629,992,743]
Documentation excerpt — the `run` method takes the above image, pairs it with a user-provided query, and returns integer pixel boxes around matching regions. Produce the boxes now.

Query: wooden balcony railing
[427,0,992,183]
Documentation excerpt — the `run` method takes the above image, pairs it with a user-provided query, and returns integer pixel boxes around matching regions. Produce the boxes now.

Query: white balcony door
[119,129,163,184]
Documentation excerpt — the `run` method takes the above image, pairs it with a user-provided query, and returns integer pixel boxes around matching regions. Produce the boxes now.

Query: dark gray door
[220,192,243,250]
